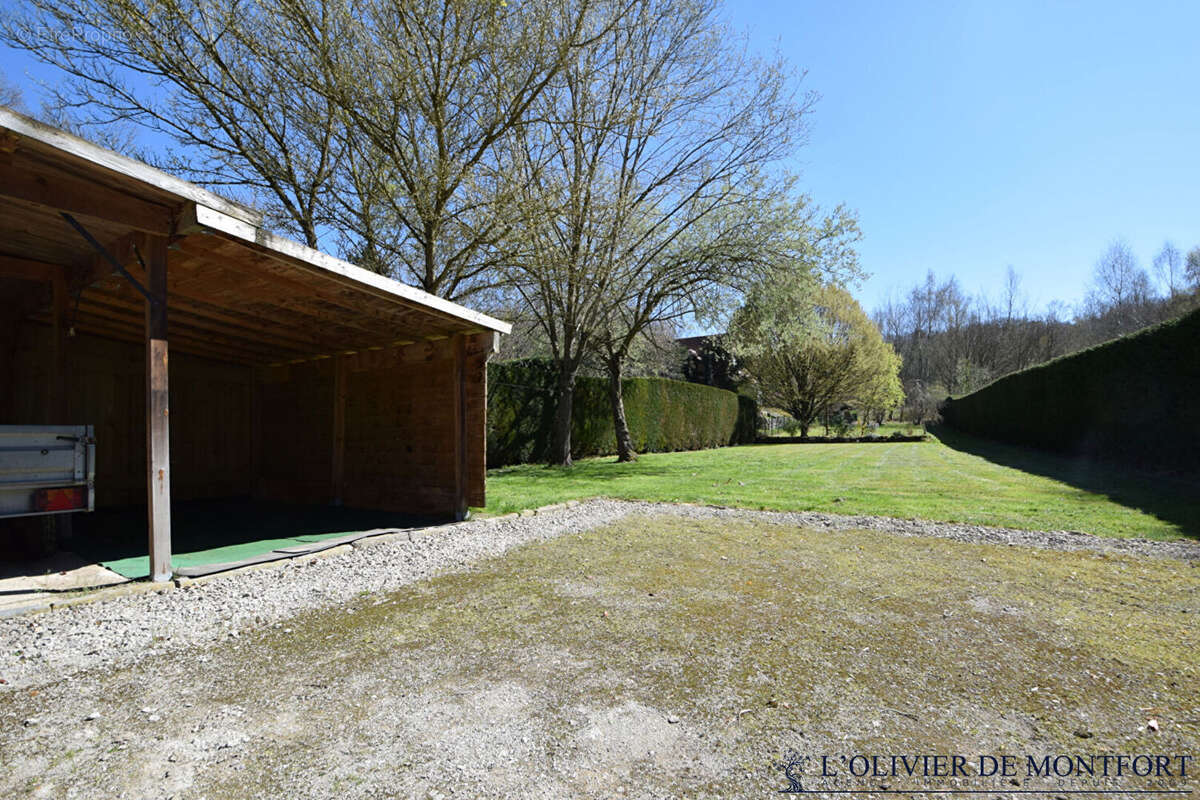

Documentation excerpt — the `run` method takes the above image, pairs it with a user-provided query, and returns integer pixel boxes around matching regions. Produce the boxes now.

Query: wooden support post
[452,334,469,521]
[331,355,347,506]
[143,234,172,582]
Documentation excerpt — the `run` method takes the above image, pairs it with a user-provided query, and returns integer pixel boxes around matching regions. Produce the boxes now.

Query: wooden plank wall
[256,360,335,504]
[5,323,253,506]
[171,355,253,500]
[342,354,457,514]
[5,323,488,517]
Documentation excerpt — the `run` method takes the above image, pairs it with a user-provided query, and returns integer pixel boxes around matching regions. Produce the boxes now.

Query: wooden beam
[70,233,138,292]
[466,330,502,359]
[80,287,326,359]
[40,310,261,365]
[0,106,262,227]
[0,254,67,283]
[51,271,74,543]
[331,355,347,506]
[69,297,297,364]
[181,203,511,335]
[144,234,172,582]
[169,244,455,341]
[0,160,175,235]
[344,337,454,373]
[453,333,469,521]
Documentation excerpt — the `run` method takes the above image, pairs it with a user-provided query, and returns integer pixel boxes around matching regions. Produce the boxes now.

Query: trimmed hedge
[758,434,927,444]
[487,359,757,467]
[941,308,1200,472]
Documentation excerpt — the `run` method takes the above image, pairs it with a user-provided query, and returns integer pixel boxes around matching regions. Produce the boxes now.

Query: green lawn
[481,428,1199,540]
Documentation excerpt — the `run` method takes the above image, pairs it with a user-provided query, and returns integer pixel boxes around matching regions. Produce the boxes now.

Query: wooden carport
[0,108,510,581]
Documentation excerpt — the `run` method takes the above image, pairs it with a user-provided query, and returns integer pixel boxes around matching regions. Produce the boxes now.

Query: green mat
[99,528,363,579]
[72,500,442,579]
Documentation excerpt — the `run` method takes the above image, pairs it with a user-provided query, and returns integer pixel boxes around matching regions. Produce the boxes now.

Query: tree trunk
[607,355,637,462]
[549,364,575,466]
[793,403,815,438]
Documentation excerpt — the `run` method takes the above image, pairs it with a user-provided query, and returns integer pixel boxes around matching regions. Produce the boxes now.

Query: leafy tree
[857,351,904,429]
[729,281,902,437]
[596,196,854,461]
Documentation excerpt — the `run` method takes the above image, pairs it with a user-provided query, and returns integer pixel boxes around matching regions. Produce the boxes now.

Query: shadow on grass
[490,459,680,484]
[932,425,1200,540]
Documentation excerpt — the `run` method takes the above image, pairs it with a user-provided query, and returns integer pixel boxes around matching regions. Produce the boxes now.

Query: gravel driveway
[1,501,1197,798]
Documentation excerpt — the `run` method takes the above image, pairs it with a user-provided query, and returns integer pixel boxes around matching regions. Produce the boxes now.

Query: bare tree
[280,0,611,300]
[2,0,603,299]
[1186,247,1200,292]
[0,69,24,109]
[877,244,1199,408]
[999,265,1027,324]
[1087,239,1153,308]
[2,0,351,247]
[1083,239,1157,337]
[1152,241,1185,299]
[504,0,813,465]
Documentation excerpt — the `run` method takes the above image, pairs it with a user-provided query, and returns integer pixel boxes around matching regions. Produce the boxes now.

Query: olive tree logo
[775,749,808,793]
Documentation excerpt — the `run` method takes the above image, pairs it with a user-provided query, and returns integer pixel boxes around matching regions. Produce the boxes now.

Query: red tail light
[34,487,87,512]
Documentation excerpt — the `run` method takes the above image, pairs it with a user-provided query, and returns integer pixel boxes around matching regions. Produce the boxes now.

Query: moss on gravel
[4,514,1197,798]
[213,515,1199,796]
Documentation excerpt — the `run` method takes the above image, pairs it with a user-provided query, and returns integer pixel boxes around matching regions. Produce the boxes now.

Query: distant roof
[676,334,723,349]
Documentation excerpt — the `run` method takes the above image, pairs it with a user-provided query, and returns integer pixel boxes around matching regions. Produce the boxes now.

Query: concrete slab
[0,552,127,592]
[0,551,128,613]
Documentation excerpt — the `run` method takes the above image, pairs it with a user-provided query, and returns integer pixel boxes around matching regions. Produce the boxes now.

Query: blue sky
[3,1,1198,315]
[723,0,1200,313]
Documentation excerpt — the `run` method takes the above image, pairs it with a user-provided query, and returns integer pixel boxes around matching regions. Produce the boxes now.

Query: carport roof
[0,107,510,366]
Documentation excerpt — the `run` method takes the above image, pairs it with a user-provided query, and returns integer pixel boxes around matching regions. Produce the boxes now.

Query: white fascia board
[0,106,262,227]
[188,203,512,335]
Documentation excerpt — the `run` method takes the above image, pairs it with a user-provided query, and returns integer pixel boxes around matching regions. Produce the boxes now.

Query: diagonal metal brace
[60,212,159,307]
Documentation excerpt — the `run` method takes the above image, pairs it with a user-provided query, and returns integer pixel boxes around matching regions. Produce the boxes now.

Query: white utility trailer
[0,425,95,518]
